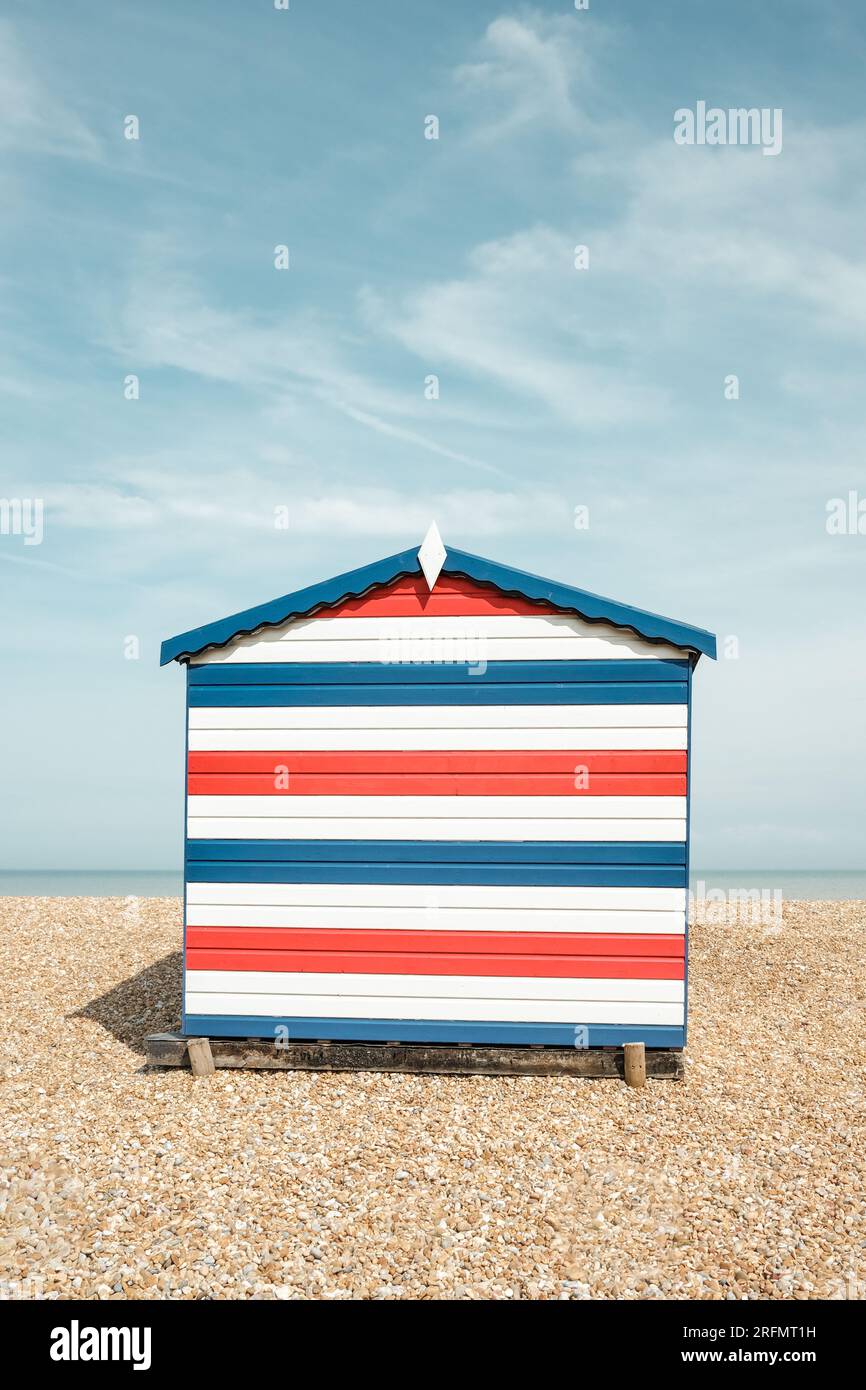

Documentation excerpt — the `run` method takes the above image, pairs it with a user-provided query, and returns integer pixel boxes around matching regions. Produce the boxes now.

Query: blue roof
[160,543,717,664]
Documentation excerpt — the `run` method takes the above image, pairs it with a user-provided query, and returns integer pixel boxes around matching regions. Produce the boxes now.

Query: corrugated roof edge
[160,542,717,665]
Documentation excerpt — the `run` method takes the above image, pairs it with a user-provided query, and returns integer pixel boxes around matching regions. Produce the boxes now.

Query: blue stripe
[189,681,688,707]
[186,839,686,864]
[183,1015,685,1048]
[161,544,716,663]
[188,660,690,686]
[186,838,686,886]
[185,864,686,887]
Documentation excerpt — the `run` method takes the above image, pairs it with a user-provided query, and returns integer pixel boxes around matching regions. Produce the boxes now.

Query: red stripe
[186,927,685,958]
[187,773,686,795]
[317,574,562,618]
[186,947,683,980]
[188,750,688,774]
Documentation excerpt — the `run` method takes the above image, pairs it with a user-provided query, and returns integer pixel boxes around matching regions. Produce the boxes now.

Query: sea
[0,870,865,900]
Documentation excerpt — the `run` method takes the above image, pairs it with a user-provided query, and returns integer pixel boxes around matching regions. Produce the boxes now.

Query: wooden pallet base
[145,1032,684,1079]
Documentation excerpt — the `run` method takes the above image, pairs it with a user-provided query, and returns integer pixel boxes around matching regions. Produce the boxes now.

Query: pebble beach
[1,896,863,1301]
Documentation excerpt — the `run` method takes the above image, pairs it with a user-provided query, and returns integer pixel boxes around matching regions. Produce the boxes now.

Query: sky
[1,0,865,870]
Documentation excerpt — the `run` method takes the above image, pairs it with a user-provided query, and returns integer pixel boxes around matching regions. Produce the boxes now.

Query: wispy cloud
[604,125,866,335]
[360,227,671,428]
[334,404,502,474]
[0,20,101,160]
[454,13,593,142]
[111,247,505,476]
[40,475,567,543]
[366,17,866,435]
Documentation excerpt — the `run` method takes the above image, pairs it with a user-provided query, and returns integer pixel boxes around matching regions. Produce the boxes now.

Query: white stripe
[185,993,683,1026]
[187,817,686,840]
[197,640,685,662]
[188,794,685,819]
[187,883,687,912]
[188,727,688,751]
[188,704,687,729]
[187,969,683,1002]
[186,904,685,933]
[193,614,686,663]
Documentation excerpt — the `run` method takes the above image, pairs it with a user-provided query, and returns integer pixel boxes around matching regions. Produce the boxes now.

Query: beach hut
[160,526,715,1058]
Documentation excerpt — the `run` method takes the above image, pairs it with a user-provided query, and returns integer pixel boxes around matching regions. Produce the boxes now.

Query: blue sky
[1,0,865,869]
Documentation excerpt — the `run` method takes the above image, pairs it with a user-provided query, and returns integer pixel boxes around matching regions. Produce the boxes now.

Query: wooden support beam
[623,1041,647,1088]
[186,1036,215,1077]
[146,1033,682,1079]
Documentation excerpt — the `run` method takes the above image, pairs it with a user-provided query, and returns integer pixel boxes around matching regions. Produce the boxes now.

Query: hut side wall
[181,575,690,1046]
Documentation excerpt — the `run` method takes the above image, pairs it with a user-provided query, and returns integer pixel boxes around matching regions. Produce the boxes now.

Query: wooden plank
[623,1041,647,1088]
[186,947,684,980]
[187,865,687,889]
[187,749,689,773]
[146,1032,684,1078]
[187,816,687,842]
[188,659,690,686]
[188,704,688,727]
[186,884,686,906]
[185,969,684,1002]
[185,840,688,866]
[188,728,688,751]
[184,991,684,1025]
[189,683,688,707]
[186,863,687,887]
[204,613,677,640]
[186,1036,215,1077]
[187,772,688,796]
[187,793,687,818]
[199,640,688,663]
[184,905,685,934]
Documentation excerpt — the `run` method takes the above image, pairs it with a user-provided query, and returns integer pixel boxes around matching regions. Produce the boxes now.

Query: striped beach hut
[161,526,715,1052]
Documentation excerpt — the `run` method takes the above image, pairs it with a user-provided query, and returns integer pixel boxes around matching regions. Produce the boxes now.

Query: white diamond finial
[418,521,447,590]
